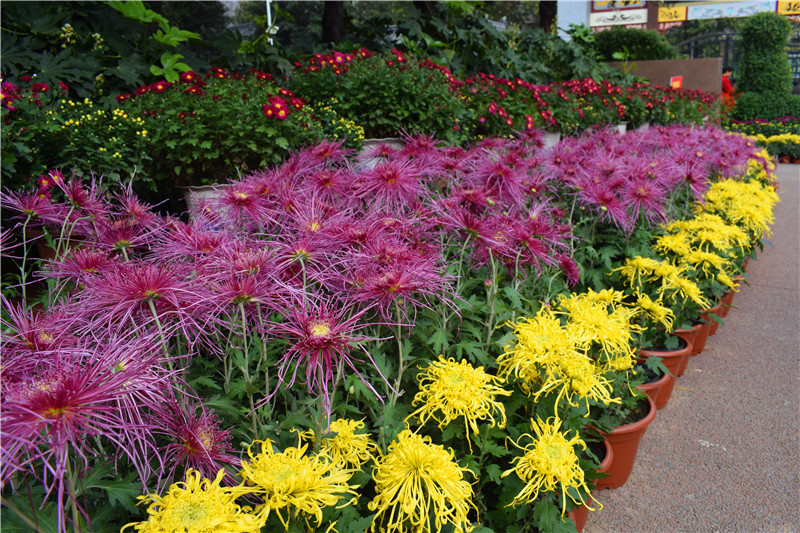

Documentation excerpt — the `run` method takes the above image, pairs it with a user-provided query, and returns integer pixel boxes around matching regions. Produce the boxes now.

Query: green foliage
[1,80,151,192]
[0,1,225,105]
[736,12,793,96]
[733,91,800,122]
[594,26,681,61]
[287,49,472,142]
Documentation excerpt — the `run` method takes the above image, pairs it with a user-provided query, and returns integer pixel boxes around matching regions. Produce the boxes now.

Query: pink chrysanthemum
[356,159,425,212]
[159,401,239,484]
[266,296,385,417]
[1,333,173,532]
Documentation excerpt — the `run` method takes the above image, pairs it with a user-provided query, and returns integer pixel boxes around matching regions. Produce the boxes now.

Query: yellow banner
[778,1,800,15]
[659,6,687,22]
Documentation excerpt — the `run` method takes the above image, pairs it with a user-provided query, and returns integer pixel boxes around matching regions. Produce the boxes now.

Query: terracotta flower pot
[638,338,692,410]
[568,439,612,532]
[719,290,735,318]
[672,326,699,375]
[701,303,724,336]
[595,394,657,491]
[636,368,670,406]
[779,154,791,164]
[680,321,710,356]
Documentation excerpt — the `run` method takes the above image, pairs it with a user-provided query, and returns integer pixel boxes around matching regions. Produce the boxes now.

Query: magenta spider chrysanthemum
[620,177,668,228]
[471,157,528,208]
[1,334,173,532]
[575,180,632,234]
[71,261,208,345]
[159,401,239,484]
[266,295,386,417]
[43,247,118,286]
[0,189,65,226]
[347,255,453,322]
[356,159,425,212]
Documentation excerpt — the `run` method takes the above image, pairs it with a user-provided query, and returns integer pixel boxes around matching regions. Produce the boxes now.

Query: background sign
[687,1,776,19]
[590,8,648,26]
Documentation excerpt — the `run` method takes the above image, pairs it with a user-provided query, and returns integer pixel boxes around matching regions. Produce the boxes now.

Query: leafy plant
[287,48,472,142]
[594,26,681,62]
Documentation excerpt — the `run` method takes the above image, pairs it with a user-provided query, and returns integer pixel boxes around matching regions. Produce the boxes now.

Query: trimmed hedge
[594,27,680,61]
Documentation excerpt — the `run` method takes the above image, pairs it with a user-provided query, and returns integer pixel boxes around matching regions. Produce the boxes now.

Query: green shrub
[736,12,792,95]
[733,91,800,121]
[1,79,150,192]
[287,49,472,143]
[594,27,680,61]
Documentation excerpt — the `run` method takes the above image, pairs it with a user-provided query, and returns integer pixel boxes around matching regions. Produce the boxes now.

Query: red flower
[209,67,227,79]
[116,93,132,103]
[31,83,50,93]
[149,80,172,93]
[19,75,33,83]
[179,71,199,83]
[183,84,204,96]
[134,85,149,96]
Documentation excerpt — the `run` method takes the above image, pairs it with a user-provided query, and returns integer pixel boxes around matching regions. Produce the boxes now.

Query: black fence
[678,32,800,86]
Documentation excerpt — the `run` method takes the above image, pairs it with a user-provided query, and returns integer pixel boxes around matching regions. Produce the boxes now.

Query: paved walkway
[584,164,800,533]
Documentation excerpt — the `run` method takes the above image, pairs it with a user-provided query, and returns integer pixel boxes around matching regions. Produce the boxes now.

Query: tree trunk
[322,1,345,44]
[539,1,557,33]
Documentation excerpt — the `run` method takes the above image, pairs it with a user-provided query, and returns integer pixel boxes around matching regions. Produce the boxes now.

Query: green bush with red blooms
[286,48,473,143]
[457,74,721,138]
[116,67,361,190]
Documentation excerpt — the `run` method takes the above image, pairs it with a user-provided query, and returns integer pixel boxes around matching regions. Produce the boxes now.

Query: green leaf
[533,499,570,533]
[275,137,289,149]
[106,0,168,26]
[485,463,503,483]
[427,328,448,353]
[153,25,201,47]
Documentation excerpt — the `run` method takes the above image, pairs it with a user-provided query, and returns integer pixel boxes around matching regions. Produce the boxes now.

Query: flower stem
[19,215,31,306]
[389,300,405,407]
[65,454,82,532]
[485,251,499,349]
[146,298,172,370]
[239,302,259,439]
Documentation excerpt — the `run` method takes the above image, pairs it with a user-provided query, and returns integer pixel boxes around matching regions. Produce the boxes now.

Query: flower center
[309,321,331,338]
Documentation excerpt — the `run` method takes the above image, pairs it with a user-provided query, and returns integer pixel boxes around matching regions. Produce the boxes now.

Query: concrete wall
[608,57,723,93]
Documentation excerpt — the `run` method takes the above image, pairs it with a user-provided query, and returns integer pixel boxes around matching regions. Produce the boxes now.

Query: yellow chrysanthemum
[239,439,357,529]
[681,249,730,277]
[499,310,580,370]
[301,418,380,469]
[671,277,711,309]
[558,291,641,362]
[716,272,740,291]
[653,232,691,257]
[534,350,622,408]
[633,292,674,331]
[612,256,664,288]
[703,179,779,239]
[122,469,261,533]
[501,417,595,515]
[408,356,511,439]
[368,430,476,533]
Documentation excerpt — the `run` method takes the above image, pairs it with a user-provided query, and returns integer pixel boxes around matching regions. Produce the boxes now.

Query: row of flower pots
[569,287,740,531]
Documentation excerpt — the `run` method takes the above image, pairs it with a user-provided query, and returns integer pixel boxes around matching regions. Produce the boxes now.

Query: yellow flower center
[309,321,330,338]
